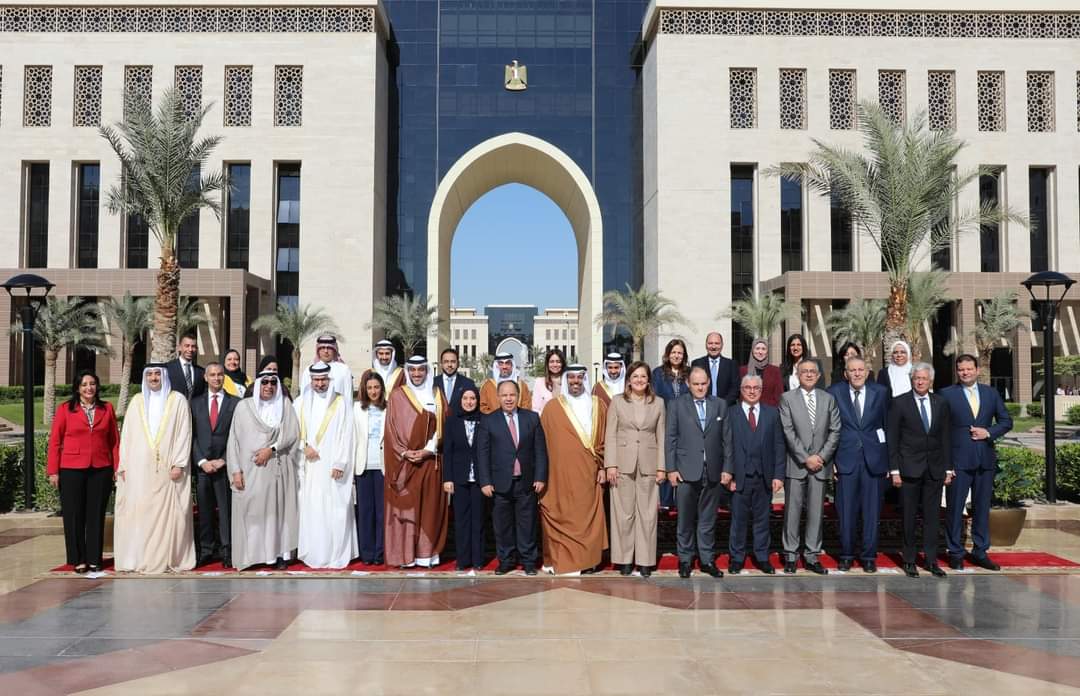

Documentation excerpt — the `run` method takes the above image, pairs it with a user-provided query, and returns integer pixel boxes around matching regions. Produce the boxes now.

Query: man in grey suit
[778,358,841,575]
[666,366,725,578]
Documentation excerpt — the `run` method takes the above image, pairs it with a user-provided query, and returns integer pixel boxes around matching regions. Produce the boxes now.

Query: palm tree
[826,299,887,370]
[768,101,1021,350]
[251,303,339,396]
[99,87,225,363]
[176,296,212,337]
[12,297,110,426]
[903,270,951,361]
[101,293,153,416]
[595,284,690,361]
[367,294,440,357]
[969,291,1024,384]
[723,290,789,342]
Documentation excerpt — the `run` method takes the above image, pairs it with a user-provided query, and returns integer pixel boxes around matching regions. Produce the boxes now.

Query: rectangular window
[224,66,253,127]
[125,213,149,268]
[73,66,102,127]
[124,65,152,120]
[76,163,100,268]
[729,69,757,129]
[1027,71,1055,132]
[25,163,49,268]
[177,166,201,268]
[780,176,803,272]
[1029,167,1051,272]
[778,69,806,130]
[977,71,1005,132]
[979,171,1001,272]
[927,70,955,131]
[878,70,906,125]
[275,163,301,307]
[471,329,476,340]
[830,191,853,272]
[23,65,52,127]
[174,66,203,121]
[225,163,251,269]
[829,69,856,130]
[730,165,755,361]
[275,66,303,127]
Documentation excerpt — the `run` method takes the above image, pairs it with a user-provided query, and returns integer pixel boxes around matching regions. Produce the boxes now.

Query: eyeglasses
[742,385,763,392]
[262,378,278,385]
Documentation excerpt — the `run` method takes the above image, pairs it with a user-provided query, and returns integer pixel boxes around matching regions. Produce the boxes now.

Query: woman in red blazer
[738,338,784,407]
[47,370,120,573]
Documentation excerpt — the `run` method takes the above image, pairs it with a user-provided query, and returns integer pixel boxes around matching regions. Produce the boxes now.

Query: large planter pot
[103,514,114,554]
[989,507,1027,547]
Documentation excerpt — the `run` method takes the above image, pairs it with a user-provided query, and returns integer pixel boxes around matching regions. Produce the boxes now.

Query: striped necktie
[806,391,816,429]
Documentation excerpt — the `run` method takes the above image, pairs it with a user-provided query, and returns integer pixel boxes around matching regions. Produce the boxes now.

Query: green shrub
[994,446,1045,506]
[1067,405,1080,426]
[0,383,138,403]
[1057,442,1080,501]
[2,434,58,513]
[1005,402,1022,418]
[1026,402,1044,419]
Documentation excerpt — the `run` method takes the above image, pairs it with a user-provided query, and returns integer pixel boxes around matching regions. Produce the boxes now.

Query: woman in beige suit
[604,361,666,576]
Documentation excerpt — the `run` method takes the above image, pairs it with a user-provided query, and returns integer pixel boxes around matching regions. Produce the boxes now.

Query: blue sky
[450,183,578,311]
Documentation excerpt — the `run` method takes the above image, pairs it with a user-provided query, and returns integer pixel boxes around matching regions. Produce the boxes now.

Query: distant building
[448,306,578,363]
[449,308,489,359]
[534,308,579,361]
[485,305,537,356]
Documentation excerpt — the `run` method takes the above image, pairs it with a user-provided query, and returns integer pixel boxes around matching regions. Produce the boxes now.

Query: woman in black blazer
[442,387,486,572]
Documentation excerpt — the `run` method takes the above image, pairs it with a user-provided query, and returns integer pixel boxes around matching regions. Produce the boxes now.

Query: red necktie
[210,393,219,430]
[507,412,521,477]
[748,405,757,432]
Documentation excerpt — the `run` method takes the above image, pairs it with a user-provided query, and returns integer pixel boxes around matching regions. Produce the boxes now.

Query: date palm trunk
[883,279,909,368]
[291,347,302,397]
[117,342,134,416]
[43,348,59,427]
[150,250,181,363]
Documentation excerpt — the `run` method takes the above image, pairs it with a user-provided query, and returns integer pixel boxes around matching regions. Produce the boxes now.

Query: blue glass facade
[383,0,646,299]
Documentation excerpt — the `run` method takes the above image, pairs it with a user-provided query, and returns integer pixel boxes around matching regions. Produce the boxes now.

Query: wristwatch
[271,446,278,455]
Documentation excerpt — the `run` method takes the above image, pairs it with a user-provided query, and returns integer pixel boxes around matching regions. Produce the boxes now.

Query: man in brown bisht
[592,353,626,408]
[479,353,532,414]
[384,356,448,568]
[539,364,608,575]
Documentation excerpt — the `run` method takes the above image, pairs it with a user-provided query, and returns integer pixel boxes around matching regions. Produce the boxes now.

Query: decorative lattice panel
[23,65,51,126]
[779,68,806,129]
[73,65,102,126]
[1027,71,1055,132]
[124,65,152,120]
[224,65,253,127]
[0,5,377,32]
[878,70,906,125]
[927,70,955,131]
[977,71,1005,132]
[829,69,856,130]
[174,65,203,120]
[274,65,302,127]
[729,68,756,129]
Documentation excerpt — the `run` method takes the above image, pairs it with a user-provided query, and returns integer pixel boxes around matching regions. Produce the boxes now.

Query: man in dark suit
[941,354,1013,571]
[887,363,952,578]
[827,355,890,573]
[477,380,548,575]
[691,331,740,404]
[434,347,476,416]
[167,333,206,399]
[191,362,238,567]
[722,374,786,574]
[666,366,725,578]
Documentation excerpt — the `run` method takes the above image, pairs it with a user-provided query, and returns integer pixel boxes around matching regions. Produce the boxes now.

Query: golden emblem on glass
[504,60,527,92]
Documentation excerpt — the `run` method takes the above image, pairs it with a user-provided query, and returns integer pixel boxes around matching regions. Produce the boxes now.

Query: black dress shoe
[969,555,1000,571]
[678,562,692,579]
[73,564,88,574]
[948,557,964,571]
[728,562,743,575]
[619,563,633,576]
[837,559,853,572]
[197,556,214,568]
[374,556,384,565]
[87,564,101,574]
[222,555,232,569]
[700,562,724,578]
[523,565,538,576]
[923,563,947,578]
[902,563,920,578]
[755,558,776,575]
[805,561,828,575]
[273,557,288,570]
[494,563,514,575]
[783,561,797,574]
[862,560,877,574]
[639,566,651,578]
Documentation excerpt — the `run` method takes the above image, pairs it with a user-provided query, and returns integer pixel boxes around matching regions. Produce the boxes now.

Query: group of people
[46,329,1012,579]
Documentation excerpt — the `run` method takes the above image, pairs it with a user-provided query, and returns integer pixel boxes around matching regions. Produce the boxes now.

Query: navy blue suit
[940,383,1013,560]
[434,373,477,417]
[442,415,486,569]
[722,402,785,565]
[476,408,548,567]
[827,380,890,562]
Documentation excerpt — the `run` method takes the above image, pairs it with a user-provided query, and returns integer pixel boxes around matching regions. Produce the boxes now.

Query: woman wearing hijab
[781,333,823,392]
[831,341,863,386]
[221,349,252,398]
[878,340,914,398]
[442,386,486,572]
[739,338,783,407]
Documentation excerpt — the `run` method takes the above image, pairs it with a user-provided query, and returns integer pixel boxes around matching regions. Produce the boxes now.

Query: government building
[1,1,1077,403]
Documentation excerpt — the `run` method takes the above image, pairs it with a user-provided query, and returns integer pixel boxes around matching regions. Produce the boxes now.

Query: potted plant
[990,447,1043,546]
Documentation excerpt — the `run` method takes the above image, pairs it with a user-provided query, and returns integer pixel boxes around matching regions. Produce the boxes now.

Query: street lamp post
[1022,271,1076,504]
[2,273,55,511]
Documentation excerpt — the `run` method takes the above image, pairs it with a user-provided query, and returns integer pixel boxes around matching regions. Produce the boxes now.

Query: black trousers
[195,467,231,558]
[492,478,538,566]
[453,481,487,569]
[901,473,944,565]
[354,471,385,563]
[59,466,112,567]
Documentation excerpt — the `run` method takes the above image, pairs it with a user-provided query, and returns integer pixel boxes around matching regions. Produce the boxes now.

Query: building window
[454,329,460,340]
[927,70,955,131]
[76,164,100,268]
[224,66,253,127]
[124,65,152,119]
[23,66,52,127]
[561,329,567,340]
[1027,71,1055,132]
[275,163,301,307]
[125,213,149,269]
[545,329,551,340]
[729,69,757,129]
[274,66,303,127]
[570,328,576,340]
[177,166,200,268]
[877,70,906,125]
[226,163,250,269]
[731,165,755,361]
[174,66,203,120]
[73,66,102,127]
[978,71,1005,132]
[830,190,853,272]
[829,69,856,130]
[1029,168,1051,272]
[778,69,806,130]
[979,171,1001,273]
[25,163,49,268]
[780,175,803,273]
[471,329,476,340]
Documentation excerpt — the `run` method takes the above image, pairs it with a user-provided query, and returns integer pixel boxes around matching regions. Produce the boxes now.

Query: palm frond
[253,302,340,350]
[12,297,111,357]
[722,291,791,341]
[367,294,441,356]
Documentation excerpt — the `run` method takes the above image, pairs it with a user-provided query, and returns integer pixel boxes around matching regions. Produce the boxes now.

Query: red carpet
[51,551,1078,574]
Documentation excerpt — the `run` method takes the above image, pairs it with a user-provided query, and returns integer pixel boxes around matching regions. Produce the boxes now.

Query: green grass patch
[0,397,122,429]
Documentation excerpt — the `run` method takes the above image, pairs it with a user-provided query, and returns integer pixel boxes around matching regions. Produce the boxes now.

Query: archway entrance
[427,132,603,367]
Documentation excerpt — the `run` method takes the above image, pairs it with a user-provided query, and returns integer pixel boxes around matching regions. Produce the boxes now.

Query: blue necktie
[919,397,930,433]
[696,400,706,430]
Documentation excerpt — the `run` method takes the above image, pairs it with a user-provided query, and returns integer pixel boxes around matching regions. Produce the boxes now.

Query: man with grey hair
[778,358,841,574]
[887,362,952,578]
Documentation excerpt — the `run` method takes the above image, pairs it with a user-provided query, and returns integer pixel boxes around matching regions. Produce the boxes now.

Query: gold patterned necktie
[966,386,979,418]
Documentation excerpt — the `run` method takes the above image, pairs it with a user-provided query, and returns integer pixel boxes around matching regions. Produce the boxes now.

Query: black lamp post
[1022,271,1076,504]
[2,273,55,511]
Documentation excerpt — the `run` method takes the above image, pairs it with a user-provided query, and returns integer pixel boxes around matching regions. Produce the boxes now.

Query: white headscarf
[561,366,594,433]
[372,340,398,383]
[405,356,437,413]
[140,365,171,437]
[886,340,914,397]
[602,354,626,396]
[491,354,519,384]
[253,371,284,427]
[300,362,337,429]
